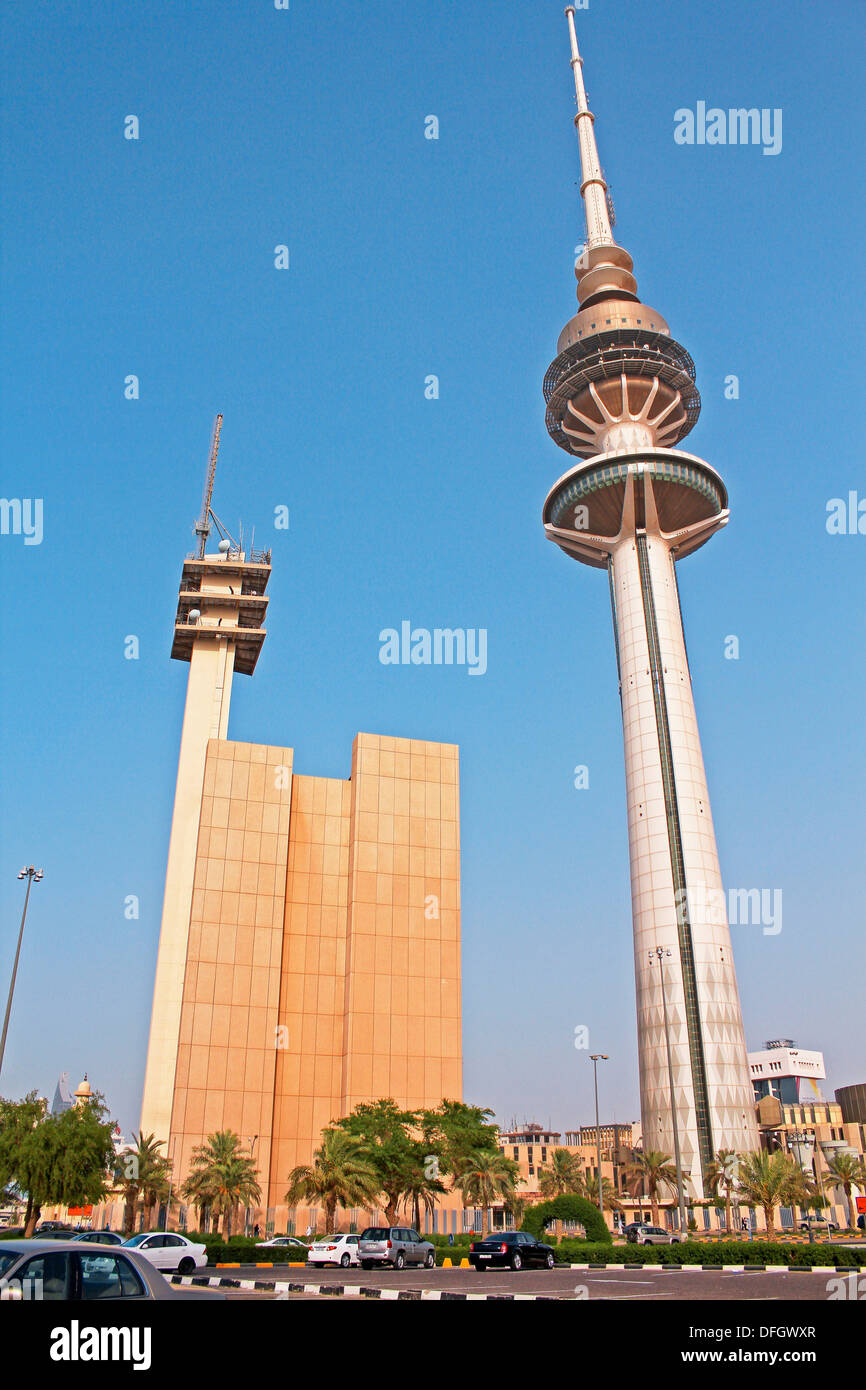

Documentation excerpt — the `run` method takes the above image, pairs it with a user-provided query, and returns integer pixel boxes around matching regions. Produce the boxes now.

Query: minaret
[543,9,758,1194]
[139,417,271,1143]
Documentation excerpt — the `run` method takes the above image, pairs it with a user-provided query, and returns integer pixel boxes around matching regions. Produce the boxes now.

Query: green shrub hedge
[552,1240,866,1267]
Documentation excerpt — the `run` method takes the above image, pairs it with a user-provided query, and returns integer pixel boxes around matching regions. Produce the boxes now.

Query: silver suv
[626,1223,682,1245]
[358,1226,435,1270]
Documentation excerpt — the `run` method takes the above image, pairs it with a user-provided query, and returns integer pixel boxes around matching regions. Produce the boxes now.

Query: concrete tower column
[610,485,757,1193]
[140,547,270,1144]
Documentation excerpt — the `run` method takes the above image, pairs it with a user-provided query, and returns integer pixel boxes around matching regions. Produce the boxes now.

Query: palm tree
[285,1129,379,1235]
[400,1154,447,1230]
[453,1150,520,1237]
[115,1133,172,1236]
[583,1174,623,1213]
[537,1148,585,1198]
[705,1149,738,1234]
[824,1153,866,1230]
[624,1151,678,1227]
[507,1193,528,1229]
[734,1150,801,1239]
[182,1131,261,1239]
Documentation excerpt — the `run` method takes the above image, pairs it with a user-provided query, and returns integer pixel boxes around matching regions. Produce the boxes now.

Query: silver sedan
[0,1240,223,1301]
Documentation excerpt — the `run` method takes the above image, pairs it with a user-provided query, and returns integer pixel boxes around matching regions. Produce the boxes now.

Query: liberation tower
[543,10,758,1194]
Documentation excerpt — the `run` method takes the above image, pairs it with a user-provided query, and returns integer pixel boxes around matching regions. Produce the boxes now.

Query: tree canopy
[1,1089,117,1235]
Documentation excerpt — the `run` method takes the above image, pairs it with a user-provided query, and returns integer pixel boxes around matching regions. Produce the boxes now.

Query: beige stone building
[139,468,461,1232]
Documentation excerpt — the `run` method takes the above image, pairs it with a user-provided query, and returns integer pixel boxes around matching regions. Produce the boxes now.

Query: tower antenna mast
[195,414,223,559]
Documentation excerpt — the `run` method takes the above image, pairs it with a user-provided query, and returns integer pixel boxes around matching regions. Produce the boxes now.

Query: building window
[541,1148,547,1163]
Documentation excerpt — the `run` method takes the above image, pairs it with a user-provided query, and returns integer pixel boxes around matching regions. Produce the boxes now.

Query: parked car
[122,1232,207,1274]
[0,1240,222,1300]
[468,1231,556,1271]
[798,1216,838,1233]
[257,1235,309,1250]
[626,1223,682,1245]
[358,1226,435,1270]
[31,1227,76,1241]
[307,1234,361,1268]
[72,1230,125,1246]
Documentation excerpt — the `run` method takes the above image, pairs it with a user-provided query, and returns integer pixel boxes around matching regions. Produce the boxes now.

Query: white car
[122,1233,207,1274]
[306,1234,361,1268]
[257,1235,308,1251]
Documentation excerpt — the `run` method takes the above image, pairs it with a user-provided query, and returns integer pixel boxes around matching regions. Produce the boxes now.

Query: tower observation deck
[542,8,758,1195]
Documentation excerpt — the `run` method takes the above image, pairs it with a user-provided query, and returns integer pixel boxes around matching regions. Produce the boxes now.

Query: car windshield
[122,1234,152,1247]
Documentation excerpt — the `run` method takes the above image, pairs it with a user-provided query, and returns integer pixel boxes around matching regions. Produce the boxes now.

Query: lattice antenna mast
[195,414,223,558]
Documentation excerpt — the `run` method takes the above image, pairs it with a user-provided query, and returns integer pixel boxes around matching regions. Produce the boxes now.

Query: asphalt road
[209,1263,849,1301]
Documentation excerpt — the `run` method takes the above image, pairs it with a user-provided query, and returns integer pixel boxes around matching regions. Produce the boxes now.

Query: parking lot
[181,1262,849,1301]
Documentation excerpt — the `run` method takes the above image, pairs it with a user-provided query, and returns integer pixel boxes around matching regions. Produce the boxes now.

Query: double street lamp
[0,867,43,1079]
[589,1054,609,1225]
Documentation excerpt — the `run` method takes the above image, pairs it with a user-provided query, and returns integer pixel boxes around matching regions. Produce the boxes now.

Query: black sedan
[468,1231,556,1271]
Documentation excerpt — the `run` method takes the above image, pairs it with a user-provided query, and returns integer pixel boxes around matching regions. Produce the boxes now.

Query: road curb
[172,1263,855,1298]
[567,1263,852,1274]
[173,1274,577,1300]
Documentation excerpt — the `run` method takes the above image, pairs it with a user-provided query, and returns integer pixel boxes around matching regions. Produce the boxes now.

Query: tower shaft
[139,632,235,1140]
[140,519,271,1142]
[609,483,757,1183]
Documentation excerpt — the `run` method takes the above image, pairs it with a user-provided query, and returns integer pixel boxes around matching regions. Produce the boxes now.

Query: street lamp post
[589,1055,609,1226]
[163,1138,176,1233]
[788,1130,814,1243]
[649,947,688,1237]
[0,867,43,1078]
[246,1135,259,1237]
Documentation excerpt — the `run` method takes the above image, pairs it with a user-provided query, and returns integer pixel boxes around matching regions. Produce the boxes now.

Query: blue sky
[1,0,863,1140]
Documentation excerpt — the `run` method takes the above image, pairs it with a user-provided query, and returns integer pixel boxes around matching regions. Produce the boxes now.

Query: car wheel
[425,1251,435,1269]
[394,1251,405,1270]
[178,1257,195,1275]
[545,1252,555,1269]
[511,1252,522,1271]
[340,1253,351,1267]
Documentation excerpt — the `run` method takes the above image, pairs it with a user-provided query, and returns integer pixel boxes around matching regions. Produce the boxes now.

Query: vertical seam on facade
[608,558,623,709]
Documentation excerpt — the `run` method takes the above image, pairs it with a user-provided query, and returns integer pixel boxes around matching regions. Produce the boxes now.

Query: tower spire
[564,7,638,309]
[565,5,612,250]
